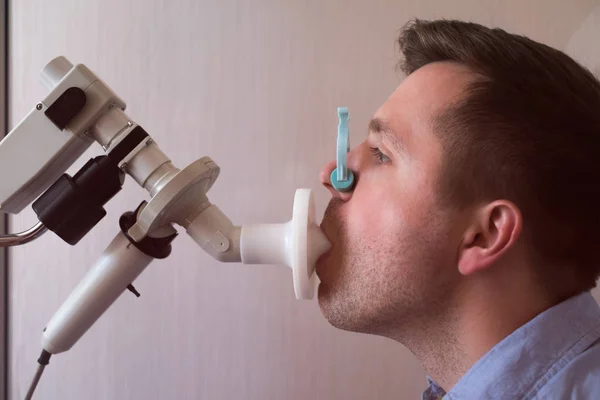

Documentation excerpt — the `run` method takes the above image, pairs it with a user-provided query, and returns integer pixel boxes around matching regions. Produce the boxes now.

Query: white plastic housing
[130,157,220,241]
[40,56,74,91]
[42,231,154,354]
[240,189,331,299]
[89,106,177,192]
[0,56,127,214]
[186,203,242,263]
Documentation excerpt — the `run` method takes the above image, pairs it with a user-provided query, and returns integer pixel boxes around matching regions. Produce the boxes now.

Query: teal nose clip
[330,107,355,192]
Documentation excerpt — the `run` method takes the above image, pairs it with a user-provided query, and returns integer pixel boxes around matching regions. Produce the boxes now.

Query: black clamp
[119,201,178,298]
[118,201,177,260]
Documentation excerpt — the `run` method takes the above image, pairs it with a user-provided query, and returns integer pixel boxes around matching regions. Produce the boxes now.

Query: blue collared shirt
[422,291,600,399]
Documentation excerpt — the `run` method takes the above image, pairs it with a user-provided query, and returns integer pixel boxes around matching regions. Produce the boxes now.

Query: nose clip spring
[330,107,355,192]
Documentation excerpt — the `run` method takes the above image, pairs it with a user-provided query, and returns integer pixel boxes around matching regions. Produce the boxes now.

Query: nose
[320,158,356,202]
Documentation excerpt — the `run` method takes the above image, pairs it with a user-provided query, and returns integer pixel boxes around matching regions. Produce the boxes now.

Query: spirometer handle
[40,206,178,355]
[41,230,154,354]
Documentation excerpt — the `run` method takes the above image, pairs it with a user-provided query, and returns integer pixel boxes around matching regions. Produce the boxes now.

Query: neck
[394,269,558,393]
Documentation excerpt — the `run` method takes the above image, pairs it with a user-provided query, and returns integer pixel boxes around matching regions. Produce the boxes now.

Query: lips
[315,254,327,280]
[315,226,333,280]
[316,199,341,279]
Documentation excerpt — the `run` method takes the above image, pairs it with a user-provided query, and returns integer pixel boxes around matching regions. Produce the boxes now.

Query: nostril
[320,160,338,186]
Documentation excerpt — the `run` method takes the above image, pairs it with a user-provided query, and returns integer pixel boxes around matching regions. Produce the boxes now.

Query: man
[316,19,600,399]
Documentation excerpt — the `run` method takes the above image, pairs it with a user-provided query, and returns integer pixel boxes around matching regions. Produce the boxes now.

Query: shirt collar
[422,376,446,400]
[422,291,600,399]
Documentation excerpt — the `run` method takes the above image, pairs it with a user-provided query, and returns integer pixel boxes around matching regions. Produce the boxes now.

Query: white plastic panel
[0,104,92,214]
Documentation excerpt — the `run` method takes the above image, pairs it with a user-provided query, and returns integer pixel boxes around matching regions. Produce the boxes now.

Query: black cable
[24,350,51,400]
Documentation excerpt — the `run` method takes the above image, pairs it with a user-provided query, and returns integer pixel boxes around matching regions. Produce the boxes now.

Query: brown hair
[397,19,600,295]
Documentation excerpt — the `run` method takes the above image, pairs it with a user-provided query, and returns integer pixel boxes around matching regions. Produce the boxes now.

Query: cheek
[346,195,403,237]
[346,173,425,236]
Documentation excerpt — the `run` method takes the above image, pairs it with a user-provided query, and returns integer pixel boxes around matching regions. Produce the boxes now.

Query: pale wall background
[7,0,600,399]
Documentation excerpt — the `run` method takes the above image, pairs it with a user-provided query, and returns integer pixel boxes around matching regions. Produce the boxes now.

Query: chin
[316,283,364,333]
[317,294,350,331]
[316,280,399,338]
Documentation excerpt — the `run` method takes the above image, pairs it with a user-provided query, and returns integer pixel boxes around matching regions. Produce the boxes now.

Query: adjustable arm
[0,56,126,215]
[0,56,183,246]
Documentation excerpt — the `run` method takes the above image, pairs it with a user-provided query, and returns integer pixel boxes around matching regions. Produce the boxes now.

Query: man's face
[316,62,475,336]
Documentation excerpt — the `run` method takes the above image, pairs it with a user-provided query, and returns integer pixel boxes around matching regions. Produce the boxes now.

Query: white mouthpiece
[240,189,331,299]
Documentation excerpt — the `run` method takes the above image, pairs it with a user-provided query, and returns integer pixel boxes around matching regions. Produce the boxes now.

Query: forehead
[373,61,475,152]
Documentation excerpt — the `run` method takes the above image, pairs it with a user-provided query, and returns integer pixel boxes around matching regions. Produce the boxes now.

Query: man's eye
[369,147,390,163]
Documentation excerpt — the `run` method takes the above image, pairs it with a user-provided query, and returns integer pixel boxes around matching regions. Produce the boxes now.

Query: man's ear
[458,200,522,276]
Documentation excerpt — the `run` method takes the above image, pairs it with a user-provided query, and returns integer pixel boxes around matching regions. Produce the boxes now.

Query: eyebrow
[368,117,404,155]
